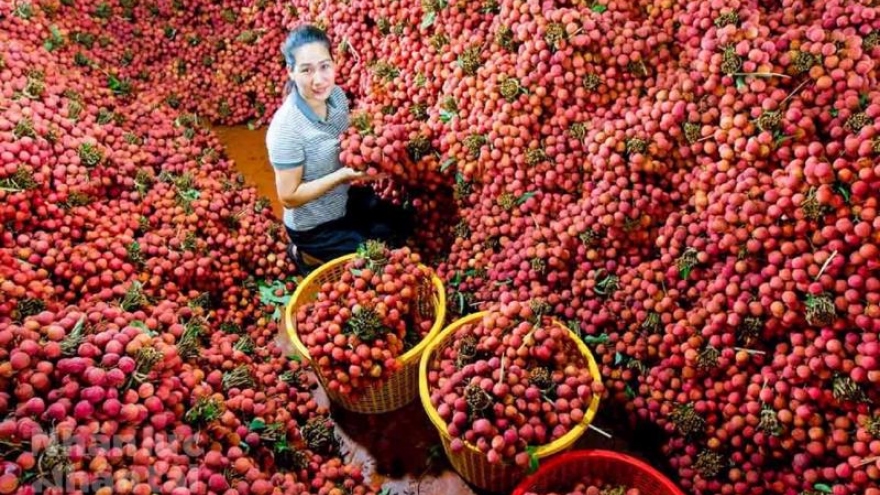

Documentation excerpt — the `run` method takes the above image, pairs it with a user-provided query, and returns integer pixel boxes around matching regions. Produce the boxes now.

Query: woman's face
[290,42,336,103]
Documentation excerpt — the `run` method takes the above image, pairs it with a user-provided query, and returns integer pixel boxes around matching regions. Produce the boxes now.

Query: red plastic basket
[511,450,685,495]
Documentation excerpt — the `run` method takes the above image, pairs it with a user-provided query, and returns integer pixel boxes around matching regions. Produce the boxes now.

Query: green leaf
[525,446,540,473]
[288,354,302,363]
[350,268,363,277]
[377,488,393,495]
[440,158,455,172]
[129,320,157,336]
[249,418,266,431]
[420,12,436,29]
[44,26,64,52]
[106,74,133,95]
[679,265,693,281]
[66,316,86,339]
[583,333,610,345]
[735,76,746,90]
[591,3,607,13]
[614,352,624,366]
[835,183,851,203]
[179,189,200,202]
[439,109,456,123]
[427,443,444,462]
[258,280,291,306]
[813,484,832,494]
[830,108,839,118]
[625,384,636,399]
[859,92,869,109]
[273,440,291,453]
[21,469,39,483]
[272,306,282,322]
[774,134,793,147]
[516,192,536,206]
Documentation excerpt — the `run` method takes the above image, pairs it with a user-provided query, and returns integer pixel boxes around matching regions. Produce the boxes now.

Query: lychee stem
[589,424,612,438]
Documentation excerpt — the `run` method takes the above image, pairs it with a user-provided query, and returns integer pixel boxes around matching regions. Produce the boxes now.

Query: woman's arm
[275,166,361,208]
[268,116,357,208]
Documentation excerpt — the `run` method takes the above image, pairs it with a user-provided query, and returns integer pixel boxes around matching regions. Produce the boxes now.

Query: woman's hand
[356,173,389,182]
[277,166,377,209]
[336,167,387,183]
[336,167,364,183]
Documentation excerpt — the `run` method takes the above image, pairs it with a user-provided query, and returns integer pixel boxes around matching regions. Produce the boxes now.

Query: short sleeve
[333,87,351,130]
[338,87,351,111]
[266,117,305,170]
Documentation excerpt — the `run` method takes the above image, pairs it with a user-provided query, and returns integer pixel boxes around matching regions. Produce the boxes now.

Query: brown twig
[815,249,838,281]
[732,72,791,79]
[734,347,766,355]
[780,78,812,108]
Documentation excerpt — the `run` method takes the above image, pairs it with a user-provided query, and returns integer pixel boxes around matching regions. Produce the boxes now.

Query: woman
[266,25,413,275]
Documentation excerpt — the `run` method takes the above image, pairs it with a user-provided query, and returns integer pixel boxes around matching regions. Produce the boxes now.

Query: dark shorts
[285,186,415,263]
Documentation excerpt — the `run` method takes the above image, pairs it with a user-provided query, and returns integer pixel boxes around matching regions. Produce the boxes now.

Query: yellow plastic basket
[285,253,446,414]
[418,311,602,493]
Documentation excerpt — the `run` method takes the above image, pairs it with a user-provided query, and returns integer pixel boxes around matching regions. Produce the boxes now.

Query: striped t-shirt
[266,86,350,231]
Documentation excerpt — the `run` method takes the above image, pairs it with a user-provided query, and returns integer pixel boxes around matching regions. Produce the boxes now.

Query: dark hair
[281,24,331,68]
[281,24,332,97]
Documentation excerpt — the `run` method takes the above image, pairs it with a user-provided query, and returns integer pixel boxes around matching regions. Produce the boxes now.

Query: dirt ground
[214,124,671,495]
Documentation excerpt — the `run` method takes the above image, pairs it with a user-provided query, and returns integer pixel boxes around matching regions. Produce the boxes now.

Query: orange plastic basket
[418,311,602,493]
[512,449,686,495]
[285,253,446,414]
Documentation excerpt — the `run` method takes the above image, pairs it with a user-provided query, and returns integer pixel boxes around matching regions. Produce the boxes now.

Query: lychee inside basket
[422,312,602,463]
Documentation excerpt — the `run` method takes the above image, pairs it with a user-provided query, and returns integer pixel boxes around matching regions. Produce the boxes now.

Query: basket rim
[510,449,686,495]
[418,310,602,460]
[284,253,447,366]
